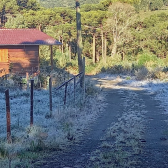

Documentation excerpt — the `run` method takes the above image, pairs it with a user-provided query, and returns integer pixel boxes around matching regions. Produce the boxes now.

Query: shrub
[137,53,158,67]
[110,65,124,74]
[149,67,168,80]
[0,144,8,158]
[85,80,98,96]
[135,66,149,80]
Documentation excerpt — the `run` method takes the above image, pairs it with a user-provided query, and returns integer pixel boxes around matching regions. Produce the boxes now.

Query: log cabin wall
[0,45,39,76]
[0,49,9,76]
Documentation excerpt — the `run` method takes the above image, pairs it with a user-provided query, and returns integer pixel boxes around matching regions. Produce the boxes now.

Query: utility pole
[76,0,83,73]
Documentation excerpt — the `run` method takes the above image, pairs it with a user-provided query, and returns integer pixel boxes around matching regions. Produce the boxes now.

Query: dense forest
[1,0,168,74]
[39,0,102,8]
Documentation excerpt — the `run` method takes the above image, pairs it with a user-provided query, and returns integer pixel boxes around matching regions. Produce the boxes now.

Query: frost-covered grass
[87,73,168,167]
[122,75,168,116]
[0,77,105,167]
[2,72,168,167]
[88,89,146,168]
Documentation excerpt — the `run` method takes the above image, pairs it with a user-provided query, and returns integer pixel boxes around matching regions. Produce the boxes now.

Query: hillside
[39,0,102,8]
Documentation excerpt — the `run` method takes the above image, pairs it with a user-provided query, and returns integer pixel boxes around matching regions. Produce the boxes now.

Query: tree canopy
[1,0,168,66]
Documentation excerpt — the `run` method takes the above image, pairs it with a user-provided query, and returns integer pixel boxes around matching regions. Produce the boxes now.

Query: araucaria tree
[106,2,136,57]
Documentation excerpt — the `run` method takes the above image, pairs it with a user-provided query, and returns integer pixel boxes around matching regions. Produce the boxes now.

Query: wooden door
[0,49,8,62]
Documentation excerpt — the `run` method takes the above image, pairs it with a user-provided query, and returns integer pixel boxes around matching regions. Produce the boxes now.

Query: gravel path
[138,91,168,168]
[33,77,168,168]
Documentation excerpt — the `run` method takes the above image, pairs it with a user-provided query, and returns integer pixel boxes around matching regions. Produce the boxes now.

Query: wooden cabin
[0,29,62,76]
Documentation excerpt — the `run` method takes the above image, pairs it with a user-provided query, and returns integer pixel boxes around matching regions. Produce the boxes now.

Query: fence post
[49,77,52,116]
[74,76,76,103]
[83,57,85,102]
[30,80,34,126]
[64,82,68,105]
[26,72,29,89]
[5,89,12,143]
[64,73,66,82]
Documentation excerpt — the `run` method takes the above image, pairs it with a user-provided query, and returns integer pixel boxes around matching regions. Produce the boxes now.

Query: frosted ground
[102,73,168,115]
[0,74,167,145]
[0,78,105,160]
[87,73,168,167]
[98,73,168,104]
[0,73,168,167]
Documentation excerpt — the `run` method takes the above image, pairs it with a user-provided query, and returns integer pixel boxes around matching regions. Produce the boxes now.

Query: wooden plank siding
[0,45,39,76]
[0,49,8,62]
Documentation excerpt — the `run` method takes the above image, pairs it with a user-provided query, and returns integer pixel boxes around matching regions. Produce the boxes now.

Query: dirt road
[33,76,168,168]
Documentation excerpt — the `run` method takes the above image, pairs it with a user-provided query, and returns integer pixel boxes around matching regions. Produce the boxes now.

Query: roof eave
[0,44,62,46]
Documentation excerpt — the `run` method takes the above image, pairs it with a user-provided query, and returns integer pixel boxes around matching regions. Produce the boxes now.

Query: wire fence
[52,72,84,114]
[0,57,86,144]
[0,66,71,90]
[0,70,85,143]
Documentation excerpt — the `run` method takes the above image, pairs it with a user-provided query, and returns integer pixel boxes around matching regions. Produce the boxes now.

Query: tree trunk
[104,33,107,63]
[96,51,100,62]
[38,24,41,31]
[111,18,117,57]
[121,51,125,61]
[59,36,61,51]
[111,40,117,57]
[101,26,104,62]
[61,35,64,54]
[93,33,96,64]
[69,40,72,61]
[1,5,6,27]
[76,0,83,73]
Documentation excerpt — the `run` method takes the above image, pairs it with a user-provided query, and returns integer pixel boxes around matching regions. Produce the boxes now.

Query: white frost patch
[0,80,105,159]
[101,73,168,115]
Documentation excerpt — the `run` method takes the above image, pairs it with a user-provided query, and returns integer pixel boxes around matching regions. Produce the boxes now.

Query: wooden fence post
[50,45,53,71]
[74,76,76,103]
[83,57,85,102]
[64,82,68,105]
[49,77,52,116]
[5,89,12,143]
[30,80,34,126]
[26,72,29,89]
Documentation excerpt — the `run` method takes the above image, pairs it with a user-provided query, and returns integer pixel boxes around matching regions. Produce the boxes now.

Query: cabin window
[0,49,8,62]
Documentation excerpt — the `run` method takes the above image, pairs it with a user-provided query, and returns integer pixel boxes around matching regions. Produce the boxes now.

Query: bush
[135,66,149,80]
[149,67,168,80]
[137,53,158,67]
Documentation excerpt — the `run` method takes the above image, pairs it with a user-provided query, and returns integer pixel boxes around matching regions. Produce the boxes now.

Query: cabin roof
[0,29,62,46]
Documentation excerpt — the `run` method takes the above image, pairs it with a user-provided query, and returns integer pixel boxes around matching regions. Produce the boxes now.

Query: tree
[137,0,164,11]
[5,14,26,28]
[39,0,101,8]
[163,0,168,5]
[105,2,136,57]
[17,0,40,11]
[132,12,168,58]
[149,0,164,10]
[82,9,107,63]
[0,0,19,27]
